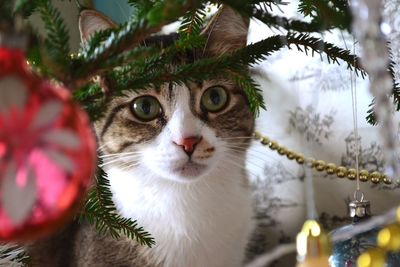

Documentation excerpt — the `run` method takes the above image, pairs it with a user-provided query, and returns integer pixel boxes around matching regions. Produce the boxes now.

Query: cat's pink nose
[174,136,202,156]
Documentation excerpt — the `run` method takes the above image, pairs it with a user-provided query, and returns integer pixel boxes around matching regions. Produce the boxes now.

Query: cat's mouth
[172,160,207,179]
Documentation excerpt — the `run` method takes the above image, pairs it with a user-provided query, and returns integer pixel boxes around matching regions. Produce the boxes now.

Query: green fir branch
[251,9,322,32]
[297,0,351,31]
[219,0,322,33]
[35,0,71,78]
[71,0,204,89]
[14,0,37,17]
[234,73,265,115]
[179,4,206,38]
[111,33,363,115]
[114,34,206,82]
[284,33,365,77]
[81,165,155,247]
[253,0,289,11]
[73,82,108,121]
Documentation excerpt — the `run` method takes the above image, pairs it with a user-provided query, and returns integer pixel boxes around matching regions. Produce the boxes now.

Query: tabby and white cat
[28,6,255,267]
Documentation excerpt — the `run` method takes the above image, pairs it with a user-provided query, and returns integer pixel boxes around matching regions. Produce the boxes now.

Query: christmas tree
[1,0,399,266]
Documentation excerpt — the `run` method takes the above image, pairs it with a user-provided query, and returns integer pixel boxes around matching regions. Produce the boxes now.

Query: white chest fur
[108,165,253,267]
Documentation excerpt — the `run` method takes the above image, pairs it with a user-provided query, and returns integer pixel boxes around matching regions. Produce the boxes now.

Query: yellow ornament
[357,248,386,267]
[397,206,400,223]
[296,220,330,267]
[378,224,400,251]
[296,257,331,267]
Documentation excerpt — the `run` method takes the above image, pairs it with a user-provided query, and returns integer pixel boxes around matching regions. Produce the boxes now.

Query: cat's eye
[201,86,229,112]
[131,96,162,122]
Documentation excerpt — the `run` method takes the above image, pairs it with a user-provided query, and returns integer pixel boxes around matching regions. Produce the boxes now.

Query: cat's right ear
[79,9,116,43]
[79,10,117,97]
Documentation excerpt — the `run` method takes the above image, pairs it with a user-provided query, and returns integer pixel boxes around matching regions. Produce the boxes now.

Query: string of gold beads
[254,132,395,185]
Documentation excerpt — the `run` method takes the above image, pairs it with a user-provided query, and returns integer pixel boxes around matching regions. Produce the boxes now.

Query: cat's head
[80,6,254,183]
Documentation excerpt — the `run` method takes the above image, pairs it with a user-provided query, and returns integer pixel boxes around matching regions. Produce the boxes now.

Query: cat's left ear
[201,6,249,56]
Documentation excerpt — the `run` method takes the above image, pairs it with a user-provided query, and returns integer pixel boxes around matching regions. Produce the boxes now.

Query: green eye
[131,96,162,121]
[201,86,229,112]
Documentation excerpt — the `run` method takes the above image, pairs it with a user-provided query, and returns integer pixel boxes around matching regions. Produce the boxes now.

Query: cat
[27,6,255,267]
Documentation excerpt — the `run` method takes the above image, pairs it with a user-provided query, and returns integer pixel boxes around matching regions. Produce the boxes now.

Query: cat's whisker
[96,140,115,151]
[219,136,255,140]
[218,157,259,178]
[226,145,274,158]
[119,161,141,172]
[225,152,266,171]
[112,157,139,167]
[99,155,141,167]
[101,154,141,162]
[225,144,252,150]
[99,151,143,159]
[98,139,152,154]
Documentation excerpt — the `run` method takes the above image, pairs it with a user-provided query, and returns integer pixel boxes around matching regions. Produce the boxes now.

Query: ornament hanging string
[349,34,364,202]
[339,30,364,201]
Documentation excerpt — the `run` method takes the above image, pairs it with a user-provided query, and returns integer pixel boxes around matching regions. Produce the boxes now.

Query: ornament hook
[353,189,364,202]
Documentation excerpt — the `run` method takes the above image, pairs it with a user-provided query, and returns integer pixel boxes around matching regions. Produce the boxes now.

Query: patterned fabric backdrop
[246,1,400,266]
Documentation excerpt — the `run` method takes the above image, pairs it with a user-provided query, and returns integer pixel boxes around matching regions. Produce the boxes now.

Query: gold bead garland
[254,132,396,186]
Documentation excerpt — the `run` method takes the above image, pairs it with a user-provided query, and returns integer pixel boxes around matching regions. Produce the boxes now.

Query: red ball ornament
[0,47,96,241]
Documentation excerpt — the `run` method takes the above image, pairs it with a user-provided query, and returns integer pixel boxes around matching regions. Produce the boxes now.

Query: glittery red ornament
[0,47,96,241]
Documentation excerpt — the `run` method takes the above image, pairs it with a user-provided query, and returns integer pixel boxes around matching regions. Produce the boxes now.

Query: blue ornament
[329,200,400,267]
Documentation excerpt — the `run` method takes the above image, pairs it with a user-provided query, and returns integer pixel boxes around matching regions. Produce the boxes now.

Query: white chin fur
[107,161,253,267]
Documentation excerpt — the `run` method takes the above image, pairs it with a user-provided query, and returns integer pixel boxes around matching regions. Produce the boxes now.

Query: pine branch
[35,0,71,79]
[219,0,322,33]
[69,0,204,89]
[14,0,37,17]
[254,0,289,11]
[73,82,107,121]
[297,0,351,31]
[114,34,206,82]
[284,33,365,77]
[81,165,155,247]
[110,33,363,115]
[179,4,206,38]
[234,73,266,115]
[251,9,322,32]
